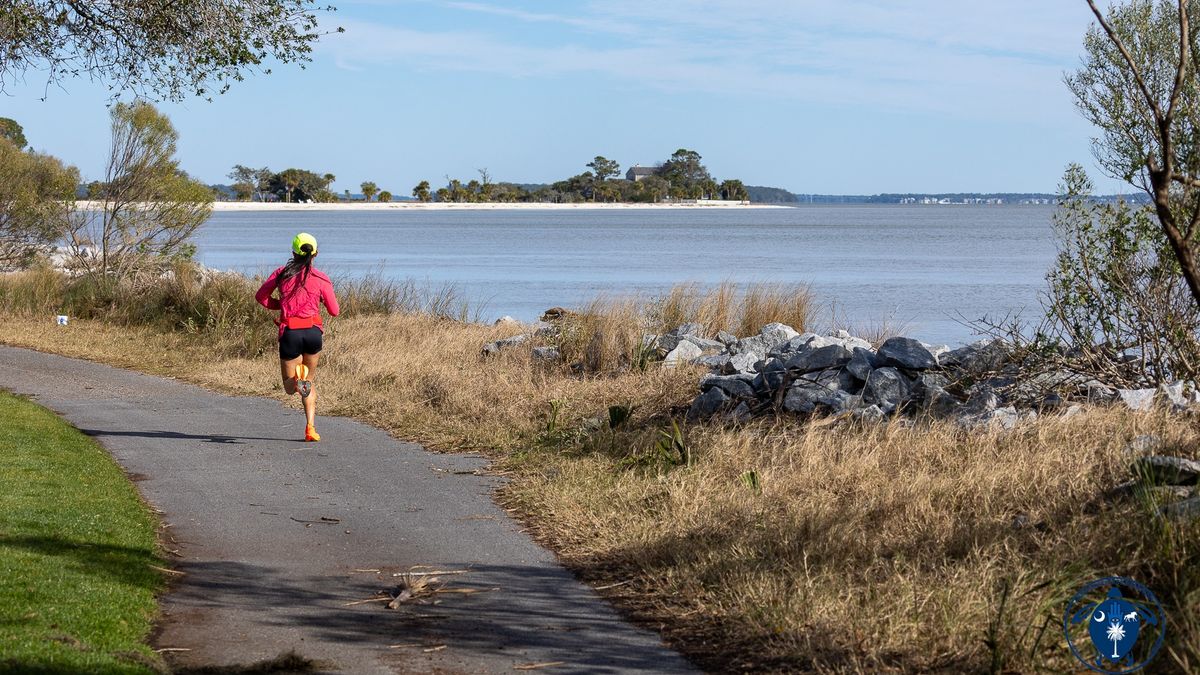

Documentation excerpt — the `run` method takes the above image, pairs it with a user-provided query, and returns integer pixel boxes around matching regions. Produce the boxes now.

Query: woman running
[255,233,340,442]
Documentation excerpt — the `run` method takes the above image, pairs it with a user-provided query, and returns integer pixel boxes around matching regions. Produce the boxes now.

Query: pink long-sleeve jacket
[255,266,340,337]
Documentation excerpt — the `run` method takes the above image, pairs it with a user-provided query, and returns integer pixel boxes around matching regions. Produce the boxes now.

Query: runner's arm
[321,279,341,317]
[255,270,282,310]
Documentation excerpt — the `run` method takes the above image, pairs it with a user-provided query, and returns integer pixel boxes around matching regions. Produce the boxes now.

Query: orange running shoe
[305,424,320,442]
[295,364,311,398]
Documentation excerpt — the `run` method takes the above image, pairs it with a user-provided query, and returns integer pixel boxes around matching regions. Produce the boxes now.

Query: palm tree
[1105,619,1125,659]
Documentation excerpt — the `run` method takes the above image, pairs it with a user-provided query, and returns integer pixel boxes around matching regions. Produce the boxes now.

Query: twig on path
[149,565,185,576]
[592,579,633,591]
[432,587,500,595]
[289,516,340,525]
[392,570,469,577]
[513,662,565,670]
[423,645,447,653]
[343,596,392,606]
[155,647,191,653]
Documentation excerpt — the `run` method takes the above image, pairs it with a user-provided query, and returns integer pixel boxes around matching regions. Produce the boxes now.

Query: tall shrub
[1044,164,1200,384]
[66,102,212,281]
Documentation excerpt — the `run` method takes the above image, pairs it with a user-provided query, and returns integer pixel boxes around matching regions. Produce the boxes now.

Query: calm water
[194,205,1058,345]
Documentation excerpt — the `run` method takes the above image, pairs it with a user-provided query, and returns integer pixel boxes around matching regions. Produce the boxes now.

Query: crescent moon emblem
[1093,611,1105,622]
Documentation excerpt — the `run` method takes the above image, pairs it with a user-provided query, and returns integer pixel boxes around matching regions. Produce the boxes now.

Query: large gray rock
[877,337,937,371]
[784,344,852,373]
[913,372,950,397]
[663,340,704,367]
[695,354,732,371]
[852,404,887,423]
[1118,388,1157,412]
[1007,370,1090,406]
[724,401,754,424]
[783,369,850,413]
[759,322,800,347]
[684,335,727,353]
[961,387,1001,416]
[1080,380,1117,403]
[957,405,1019,430]
[751,359,788,392]
[770,332,838,357]
[912,372,957,415]
[940,339,1008,372]
[1159,381,1189,409]
[1132,455,1200,485]
[863,367,911,407]
[531,346,561,362]
[722,351,761,375]
[655,334,682,353]
[834,330,873,352]
[481,333,529,356]
[845,347,877,382]
[688,386,731,419]
[924,343,951,362]
[1160,495,1200,520]
[731,335,770,357]
[699,374,757,400]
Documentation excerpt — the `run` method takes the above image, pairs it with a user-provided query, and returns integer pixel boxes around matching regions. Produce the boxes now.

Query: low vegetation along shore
[1,265,1198,673]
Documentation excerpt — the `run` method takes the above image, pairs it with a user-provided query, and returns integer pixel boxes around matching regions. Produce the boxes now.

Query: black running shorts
[279,327,323,360]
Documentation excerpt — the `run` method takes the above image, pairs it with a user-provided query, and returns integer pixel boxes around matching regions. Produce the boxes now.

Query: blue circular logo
[1064,576,1165,674]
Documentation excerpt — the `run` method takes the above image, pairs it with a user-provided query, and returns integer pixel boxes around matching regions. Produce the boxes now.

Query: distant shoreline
[201,200,785,212]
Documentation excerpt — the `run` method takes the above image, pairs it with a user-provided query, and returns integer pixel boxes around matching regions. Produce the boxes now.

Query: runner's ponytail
[277,243,315,296]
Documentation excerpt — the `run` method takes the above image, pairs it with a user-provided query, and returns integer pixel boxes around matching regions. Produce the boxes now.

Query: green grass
[0,391,166,675]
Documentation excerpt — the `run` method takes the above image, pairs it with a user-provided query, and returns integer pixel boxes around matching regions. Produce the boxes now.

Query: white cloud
[318,1,1099,124]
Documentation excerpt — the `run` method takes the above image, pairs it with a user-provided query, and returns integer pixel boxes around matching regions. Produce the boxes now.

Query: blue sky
[1,1,1125,194]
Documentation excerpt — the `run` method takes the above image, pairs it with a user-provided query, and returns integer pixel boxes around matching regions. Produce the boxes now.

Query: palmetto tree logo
[1105,620,1126,659]
[1064,577,1165,674]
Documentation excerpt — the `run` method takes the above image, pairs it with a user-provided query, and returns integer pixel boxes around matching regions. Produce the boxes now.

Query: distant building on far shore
[625,165,657,182]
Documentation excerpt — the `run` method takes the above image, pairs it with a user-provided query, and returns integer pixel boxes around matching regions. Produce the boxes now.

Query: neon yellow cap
[292,232,317,255]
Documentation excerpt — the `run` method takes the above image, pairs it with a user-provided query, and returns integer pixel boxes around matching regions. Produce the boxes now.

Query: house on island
[625,165,657,182]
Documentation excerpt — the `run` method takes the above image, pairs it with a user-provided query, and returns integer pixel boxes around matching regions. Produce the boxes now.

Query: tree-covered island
[217,148,750,204]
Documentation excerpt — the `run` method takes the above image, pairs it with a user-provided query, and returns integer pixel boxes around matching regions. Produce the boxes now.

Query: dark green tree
[0,1,342,101]
[279,169,303,203]
[413,180,431,202]
[228,164,271,201]
[719,179,748,201]
[378,190,392,203]
[658,148,712,199]
[0,118,26,148]
[360,181,378,202]
[587,156,620,182]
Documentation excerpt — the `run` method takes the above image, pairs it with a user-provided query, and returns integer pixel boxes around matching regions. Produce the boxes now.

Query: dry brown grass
[2,268,1198,673]
[644,281,816,338]
[505,411,1200,672]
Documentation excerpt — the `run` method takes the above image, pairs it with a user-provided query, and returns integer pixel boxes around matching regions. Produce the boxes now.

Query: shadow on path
[80,429,295,444]
[166,559,687,673]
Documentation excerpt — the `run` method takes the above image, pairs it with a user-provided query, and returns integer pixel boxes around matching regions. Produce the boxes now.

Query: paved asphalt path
[0,346,696,674]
